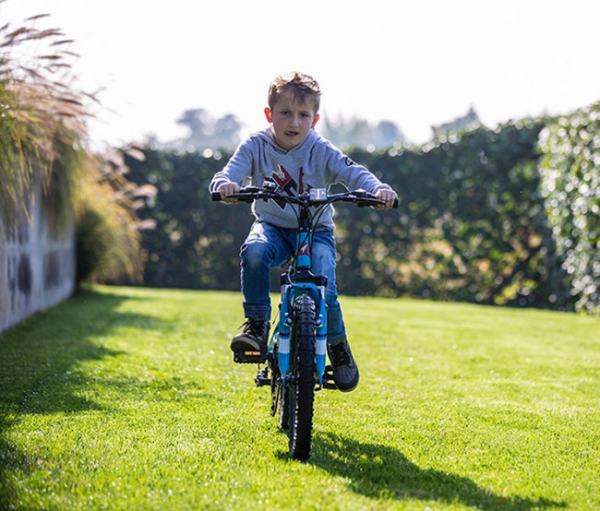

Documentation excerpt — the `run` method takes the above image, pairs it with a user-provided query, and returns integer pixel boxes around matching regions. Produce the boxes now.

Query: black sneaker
[230,319,270,360]
[327,339,359,392]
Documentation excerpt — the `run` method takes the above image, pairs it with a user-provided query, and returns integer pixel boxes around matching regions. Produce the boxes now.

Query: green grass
[0,286,598,510]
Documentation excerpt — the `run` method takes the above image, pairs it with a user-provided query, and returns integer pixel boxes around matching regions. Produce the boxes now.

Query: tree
[167,108,242,150]
[431,106,481,140]
[321,114,407,149]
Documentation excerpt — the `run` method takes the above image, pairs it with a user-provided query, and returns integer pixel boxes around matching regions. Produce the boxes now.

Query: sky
[1,0,599,149]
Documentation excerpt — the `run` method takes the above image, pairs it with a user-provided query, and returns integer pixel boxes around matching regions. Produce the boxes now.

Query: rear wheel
[270,339,290,431]
[287,294,316,460]
[278,383,290,431]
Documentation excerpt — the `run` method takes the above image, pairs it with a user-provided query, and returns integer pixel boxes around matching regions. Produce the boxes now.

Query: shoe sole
[335,374,359,392]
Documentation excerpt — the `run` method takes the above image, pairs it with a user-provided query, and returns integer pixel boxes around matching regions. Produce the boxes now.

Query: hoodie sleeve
[324,142,392,194]
[208,138,254,193]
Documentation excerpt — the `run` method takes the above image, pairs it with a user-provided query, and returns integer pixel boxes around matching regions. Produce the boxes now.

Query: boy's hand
[375,188,398,209]
[218,182,240,203]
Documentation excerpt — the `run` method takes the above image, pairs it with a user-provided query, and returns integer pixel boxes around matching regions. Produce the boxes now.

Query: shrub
[74,149,148,284]
[0,12,146,284]
[539,102,600,313]
[0,16,89,224]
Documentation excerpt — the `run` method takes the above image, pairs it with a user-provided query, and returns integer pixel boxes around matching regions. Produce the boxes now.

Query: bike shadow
[308,432,566,510]
[0,288,164,507]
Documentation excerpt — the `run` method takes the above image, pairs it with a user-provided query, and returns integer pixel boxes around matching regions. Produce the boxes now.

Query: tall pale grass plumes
[0,8,149,284]
[0,11,93,221]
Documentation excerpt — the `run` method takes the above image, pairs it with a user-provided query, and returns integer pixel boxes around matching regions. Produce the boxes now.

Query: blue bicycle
[212,184,396,460]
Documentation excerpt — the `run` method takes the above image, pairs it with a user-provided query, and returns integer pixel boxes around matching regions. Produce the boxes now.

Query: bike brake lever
[239,185,261,193]
[357,197,399,209]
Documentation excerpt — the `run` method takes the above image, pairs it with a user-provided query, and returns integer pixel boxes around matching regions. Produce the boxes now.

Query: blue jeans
[240,221,346,344]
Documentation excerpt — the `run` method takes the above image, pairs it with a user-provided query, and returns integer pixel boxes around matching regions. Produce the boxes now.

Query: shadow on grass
[308,432,566,510]
[0,289,164,507]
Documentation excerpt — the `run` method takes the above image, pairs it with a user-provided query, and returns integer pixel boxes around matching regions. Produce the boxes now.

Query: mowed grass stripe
[0,286,598,510]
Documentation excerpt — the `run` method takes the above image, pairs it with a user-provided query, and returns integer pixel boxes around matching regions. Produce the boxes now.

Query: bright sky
[2,0,599,149]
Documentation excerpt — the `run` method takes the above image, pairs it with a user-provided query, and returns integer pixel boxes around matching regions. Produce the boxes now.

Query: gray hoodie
[209,127,391,229]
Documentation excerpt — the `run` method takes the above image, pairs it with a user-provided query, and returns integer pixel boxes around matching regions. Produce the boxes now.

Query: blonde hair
[268,72,321,113]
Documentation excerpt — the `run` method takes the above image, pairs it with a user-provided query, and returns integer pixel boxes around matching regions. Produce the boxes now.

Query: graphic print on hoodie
[270,164,309,209]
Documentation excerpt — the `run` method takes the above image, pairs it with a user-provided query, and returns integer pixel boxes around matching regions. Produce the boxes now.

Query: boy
[209,72,397,392]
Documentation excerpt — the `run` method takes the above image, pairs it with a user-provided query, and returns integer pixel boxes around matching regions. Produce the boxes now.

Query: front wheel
[288,294,316,460]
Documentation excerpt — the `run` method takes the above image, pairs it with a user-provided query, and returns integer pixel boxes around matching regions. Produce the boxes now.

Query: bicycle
[212,183,397,460]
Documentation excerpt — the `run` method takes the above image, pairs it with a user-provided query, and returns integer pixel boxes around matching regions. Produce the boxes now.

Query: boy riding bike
[209,72,397,392]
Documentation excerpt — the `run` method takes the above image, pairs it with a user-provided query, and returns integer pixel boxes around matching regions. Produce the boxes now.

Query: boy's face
[264,90,320,150]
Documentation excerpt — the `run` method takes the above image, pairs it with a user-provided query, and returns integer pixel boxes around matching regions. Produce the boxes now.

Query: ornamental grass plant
[0,8,148,283]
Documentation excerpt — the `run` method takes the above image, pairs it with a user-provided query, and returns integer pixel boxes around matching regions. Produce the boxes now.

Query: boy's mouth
[284,130,299,137]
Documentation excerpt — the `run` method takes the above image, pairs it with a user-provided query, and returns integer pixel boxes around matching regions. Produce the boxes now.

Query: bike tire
[278,383,290,431]
[288,294,316,461]
[270,340,290,431]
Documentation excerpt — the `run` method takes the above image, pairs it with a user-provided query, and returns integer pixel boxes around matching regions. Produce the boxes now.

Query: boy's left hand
[375,188,398,208]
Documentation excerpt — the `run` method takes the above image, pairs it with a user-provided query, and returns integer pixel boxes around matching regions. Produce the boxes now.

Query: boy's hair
[268,72,321,113]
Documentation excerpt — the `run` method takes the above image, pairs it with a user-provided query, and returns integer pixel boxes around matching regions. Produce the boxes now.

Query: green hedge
[124,150,251,289]
[331,120,572,308]
[124,112,598,313]
[539,102,600,313]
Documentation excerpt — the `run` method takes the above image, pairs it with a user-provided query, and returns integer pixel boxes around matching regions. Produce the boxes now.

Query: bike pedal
[233,349,267,364]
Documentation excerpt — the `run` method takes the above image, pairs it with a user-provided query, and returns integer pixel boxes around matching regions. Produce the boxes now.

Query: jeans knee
[241,242,272,271]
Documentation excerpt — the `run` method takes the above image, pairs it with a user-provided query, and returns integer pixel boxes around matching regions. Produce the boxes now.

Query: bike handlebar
[211,186,398,209]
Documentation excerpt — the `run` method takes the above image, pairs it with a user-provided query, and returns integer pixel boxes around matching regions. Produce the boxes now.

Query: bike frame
[272,205,328,387]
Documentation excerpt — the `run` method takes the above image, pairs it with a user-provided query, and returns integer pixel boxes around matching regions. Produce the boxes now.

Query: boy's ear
[264,107,273,123]
[312,113,320,127]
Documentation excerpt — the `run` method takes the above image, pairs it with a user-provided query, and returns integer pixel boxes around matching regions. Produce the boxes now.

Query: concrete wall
[0,183,75,332]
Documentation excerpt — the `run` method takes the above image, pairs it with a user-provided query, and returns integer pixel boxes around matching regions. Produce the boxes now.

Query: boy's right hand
[217,182,240,203]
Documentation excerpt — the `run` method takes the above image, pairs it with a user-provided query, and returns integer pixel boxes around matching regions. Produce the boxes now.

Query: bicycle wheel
[278,382,290,431]
[288,294,316,460]
[269,338,290,431]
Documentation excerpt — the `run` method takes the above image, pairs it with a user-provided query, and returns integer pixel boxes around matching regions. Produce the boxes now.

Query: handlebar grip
[211,192,222,201]
[392,198,399,209]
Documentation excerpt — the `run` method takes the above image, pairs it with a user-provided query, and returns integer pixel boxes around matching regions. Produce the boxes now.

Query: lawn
[0,286,598,510]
